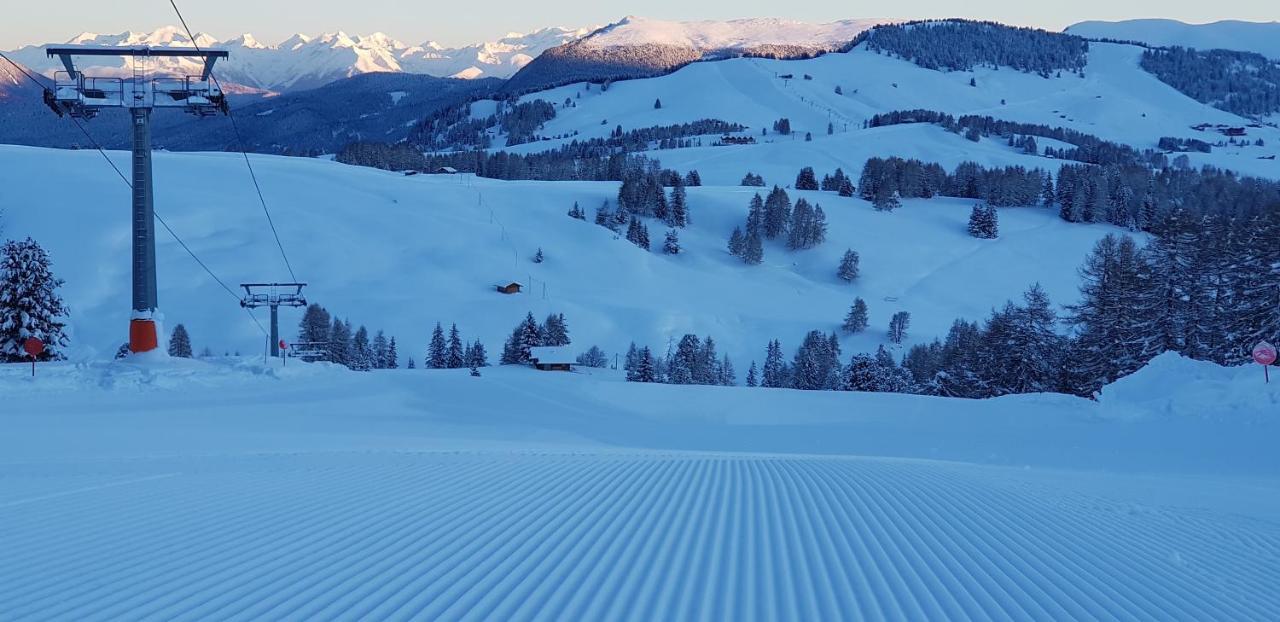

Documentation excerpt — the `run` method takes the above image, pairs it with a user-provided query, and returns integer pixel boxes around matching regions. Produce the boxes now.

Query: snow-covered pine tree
[718,353,736,386]
[668,178,688,227]
[297,303,331,359]
[372,330,389,369]
[742,230,764,265]
[654,98,662,109]
[795,167,819,191]
[446,324,466,368]
[727,226,745,257]
[541,313,570,347]
[406,356,416,369]
[469,339,488,367]
[746,194,764,237]
[168,324,193,358]
[634,346,658,382]
[427,322,447,368]
[624,342,640,380]
[761,339,785,388]
[386,336,399,369]
[837,249,860,282]
[663,229,681,255]
[746,361,758,387]
[0,238,69,362]
[843,298,869,333]
[667,334,701,384]
[517,312,541,362]
[533,248,544,263]
[888,311,911,344]
[1063,234,1156,395]
[967,203,998,238]
[838,177,855,197]
[763,186,791,239]
[351,326,372,371]
[327,318,352,367]
[685,170,702,186]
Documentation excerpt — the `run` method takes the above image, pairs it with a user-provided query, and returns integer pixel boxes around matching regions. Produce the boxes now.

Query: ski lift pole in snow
[41,45,229,354]
[1254,341,1277,383]
[239,283,307,359]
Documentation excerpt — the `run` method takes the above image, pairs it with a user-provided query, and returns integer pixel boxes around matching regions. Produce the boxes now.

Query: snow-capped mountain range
[2,17,891,93]
[1067,19,1280,60]
[3,25,593,92]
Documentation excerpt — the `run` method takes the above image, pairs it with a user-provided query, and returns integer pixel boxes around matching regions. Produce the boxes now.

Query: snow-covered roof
[529,346,574,364]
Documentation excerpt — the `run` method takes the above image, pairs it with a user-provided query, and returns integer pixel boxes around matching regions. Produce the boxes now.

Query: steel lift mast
[43,45,229,353]
[239,283,307,359]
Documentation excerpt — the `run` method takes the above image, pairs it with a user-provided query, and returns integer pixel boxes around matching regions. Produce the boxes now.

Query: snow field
[0,144,1115,368]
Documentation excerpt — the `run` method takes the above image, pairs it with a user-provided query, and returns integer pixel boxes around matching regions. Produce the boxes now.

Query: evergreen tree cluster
[1158,136,1213,153]
[859,157,1048,207]
[1140,47,1280,117]
[967,203,999,238]
[616,168,690,228]
[820,168,855,196]
[753,334,914,393]
[294,303,399,370]
[741,172,765,187]
[623,335,736,386]
[500,312,571,364]
[0,238,68,362]
[576,345,610,368]
[772,118,792,135]
[785,199,828,250]
[865,109,1162,167]
[425,321,487,370]
[335,142,426,171]
[848,20,1089,76]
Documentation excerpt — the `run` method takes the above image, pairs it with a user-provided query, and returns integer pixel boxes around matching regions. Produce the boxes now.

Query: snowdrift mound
[1098,352,1279,422]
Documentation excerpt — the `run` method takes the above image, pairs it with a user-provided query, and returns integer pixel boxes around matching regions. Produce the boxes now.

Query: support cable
[167,0,299,284]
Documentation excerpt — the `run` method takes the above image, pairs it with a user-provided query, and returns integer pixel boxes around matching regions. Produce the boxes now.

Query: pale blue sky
[4,0,1275,49]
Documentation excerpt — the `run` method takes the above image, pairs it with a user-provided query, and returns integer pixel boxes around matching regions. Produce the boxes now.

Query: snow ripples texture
[2,451,1278,621]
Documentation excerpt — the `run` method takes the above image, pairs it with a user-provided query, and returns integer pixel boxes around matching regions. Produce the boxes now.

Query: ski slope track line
[2,450,1278,621]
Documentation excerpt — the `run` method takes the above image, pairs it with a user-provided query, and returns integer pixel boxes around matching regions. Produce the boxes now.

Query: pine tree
[685,170,702,186]
[667,334,701,384]
[624,342,641,380]
[837,250,860,282]
[795,167,819,191]
[327,318,352,367]
[746,194,764,237]
[1064,234,1156,395]
[967,203,998,239]
[746,361,758,387]
[297,303,331,360]
[568,201,585,220]
[446,324,466,368]
[406,356,416,369]
[371,330,389,368]
[888,311,911,344]
[654,98,662,109]
[0,238,69,362]
[469,339,488,368]
[168,324,193,358]
[533,248,544,264]
[843,298,869,333]
[351,326,372,371]
[742,230,764,265]
[634,346,658,382]
[727,226,746,257]
[761,339,786,388]
[663,229,681,255]
[838,177,855,197]
[386,336,399,369]
[668,178,689,227]
[763,186,791,239]
[718,354,736,386]
[427,322,447,368]
[540,313,570,346]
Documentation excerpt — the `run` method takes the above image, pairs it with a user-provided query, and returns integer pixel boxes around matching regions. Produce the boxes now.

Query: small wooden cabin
[433,166,459,174]
[496,282,522,295]
[529,346,574,372]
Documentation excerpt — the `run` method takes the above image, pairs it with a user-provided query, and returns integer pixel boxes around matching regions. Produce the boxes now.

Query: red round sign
[279,340,288,351]
[1254,341,1277,366]
[23,337,44,358]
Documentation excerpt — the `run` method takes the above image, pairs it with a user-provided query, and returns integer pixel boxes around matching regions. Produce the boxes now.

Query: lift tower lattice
[239,283,307,359]
[43,45,229,353]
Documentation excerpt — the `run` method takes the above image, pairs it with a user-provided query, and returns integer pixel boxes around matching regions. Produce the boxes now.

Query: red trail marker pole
[1253,341,1277,383]
[23,337,44,377]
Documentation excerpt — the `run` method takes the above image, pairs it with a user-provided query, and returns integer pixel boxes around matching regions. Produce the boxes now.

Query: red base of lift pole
[129,319,159,353]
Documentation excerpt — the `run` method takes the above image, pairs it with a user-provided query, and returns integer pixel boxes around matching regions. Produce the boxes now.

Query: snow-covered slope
[1068,19,1280,59]
[0,144,1117,367]
[499,41,1280,180]
[3,25,592,92]
[2,351,1277,619]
